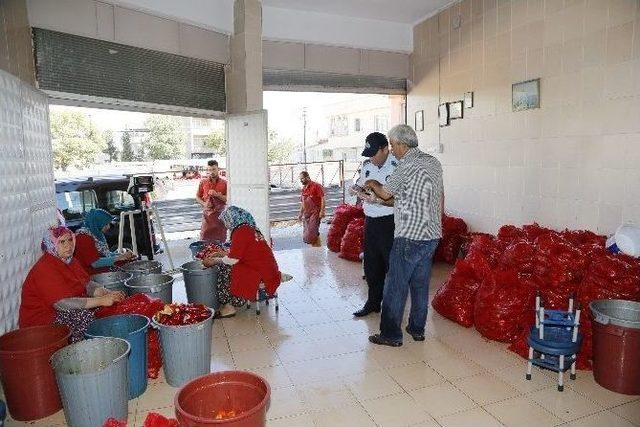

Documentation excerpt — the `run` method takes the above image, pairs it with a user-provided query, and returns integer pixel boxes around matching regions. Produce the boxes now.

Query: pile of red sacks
[339,217,365,262]
[434,214,468,264]
[96,294,165,378]
[432,222,640,370]
[327,204,364,253]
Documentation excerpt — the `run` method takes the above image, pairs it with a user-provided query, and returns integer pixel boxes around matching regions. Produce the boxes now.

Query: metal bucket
[590,299,640,329]
[152,309,213,387]
[120,260,163,278]
[91,271,133,294]
[125,274,174,304]
[181,261,218,310]
[50,337,130,427]
[85,314,150,399]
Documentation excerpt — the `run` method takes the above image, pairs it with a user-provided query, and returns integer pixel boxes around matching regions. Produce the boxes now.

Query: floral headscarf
[76,208,114,256]
[219,205,258,232]
[42,226,76,264]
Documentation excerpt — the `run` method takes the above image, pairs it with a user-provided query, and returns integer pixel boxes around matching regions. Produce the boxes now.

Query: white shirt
[357,154,397,218]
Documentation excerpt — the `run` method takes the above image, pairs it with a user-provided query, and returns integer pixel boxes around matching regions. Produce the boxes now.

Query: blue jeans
[379,237,439,343]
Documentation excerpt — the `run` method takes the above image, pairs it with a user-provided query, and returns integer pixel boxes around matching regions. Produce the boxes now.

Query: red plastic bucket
[175,371,271,427]
[0,325,70,420]
[592,321,640,395]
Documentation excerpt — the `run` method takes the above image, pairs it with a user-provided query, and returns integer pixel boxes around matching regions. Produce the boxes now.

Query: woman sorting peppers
[74,208,137,275]
[202,206,283,318]
[19,226,126,341]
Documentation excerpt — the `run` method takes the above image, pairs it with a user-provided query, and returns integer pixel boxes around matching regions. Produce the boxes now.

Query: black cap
[361,132,388,157]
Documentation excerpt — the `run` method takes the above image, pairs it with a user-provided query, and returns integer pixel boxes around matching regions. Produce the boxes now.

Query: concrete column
[0,0,36,86]
[227,0,263,113]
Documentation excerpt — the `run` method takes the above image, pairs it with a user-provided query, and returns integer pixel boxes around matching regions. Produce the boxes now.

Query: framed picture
[415,110,424,131]
[512,78,540,112]
[464,91,474,108]
[449,101,463,120]
[438,103,449,127]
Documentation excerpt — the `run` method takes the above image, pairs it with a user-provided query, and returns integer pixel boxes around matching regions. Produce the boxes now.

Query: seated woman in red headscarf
[19,226,125,340]
[202,206,285,318]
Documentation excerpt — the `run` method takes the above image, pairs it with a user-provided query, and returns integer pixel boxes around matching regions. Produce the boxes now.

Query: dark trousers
[363,214,395,310]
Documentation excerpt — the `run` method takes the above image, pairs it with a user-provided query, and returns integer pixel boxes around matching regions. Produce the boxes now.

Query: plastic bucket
[590,299,640,395]
[175,371,270,427]
[120,260,163,278]
[85,314,150,399]
[615,224,640,257]
[50,337,130,427]
[0,325,70,421]
[91,271,133,293]
[181,260,219,310]
[152,309,213,387]
[126,273,174,303]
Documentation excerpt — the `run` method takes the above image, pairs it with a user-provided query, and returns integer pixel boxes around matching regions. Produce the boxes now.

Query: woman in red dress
[19,226,125,340]
[298,171,325,246]
[202,206,283,318]
[196,160,227,243]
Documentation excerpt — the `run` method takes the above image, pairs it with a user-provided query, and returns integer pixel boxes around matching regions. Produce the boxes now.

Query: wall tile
[584,0,608,33]
[583,29,606,67]
[606,22,634,65]
[607,0,638,28]
[497,4,513,34]
[527,0,544,21]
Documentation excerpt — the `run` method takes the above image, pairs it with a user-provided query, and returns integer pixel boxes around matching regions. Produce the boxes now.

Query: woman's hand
[99,292,126,307]
[116,251,136,263]
[202,255,222,268]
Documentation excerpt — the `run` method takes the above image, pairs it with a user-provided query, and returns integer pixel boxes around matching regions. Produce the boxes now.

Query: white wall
[409,0,640,235]
[0,70,57,333]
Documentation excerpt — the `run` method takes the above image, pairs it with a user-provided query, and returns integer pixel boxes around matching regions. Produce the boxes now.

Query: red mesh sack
[103,419,126,427]
[432,256,488,327]
[148,329,162,379]
[466,234,504,267]
[339,217,365,262]
[561,229,606,247]
[327,204,364,252]
[474,270,537,342]
[522,223,553,242]
[435,235,466,264]
[500,241,536,273]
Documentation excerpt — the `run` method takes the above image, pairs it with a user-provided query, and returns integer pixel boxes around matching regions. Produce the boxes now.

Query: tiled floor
[7,230,640,426]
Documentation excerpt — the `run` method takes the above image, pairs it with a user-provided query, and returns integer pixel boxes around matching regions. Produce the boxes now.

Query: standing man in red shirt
[298,171,325,246]
[196,159,228,242]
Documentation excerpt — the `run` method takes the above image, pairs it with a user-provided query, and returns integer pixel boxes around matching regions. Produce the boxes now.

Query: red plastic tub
[175,371,271,427]
[0,325,70,421]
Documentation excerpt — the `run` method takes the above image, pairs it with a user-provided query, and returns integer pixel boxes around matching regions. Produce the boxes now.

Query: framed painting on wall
[438,103,449,127]
[449,101,463,120]
[512,78,540,112]
[415,110,424,131]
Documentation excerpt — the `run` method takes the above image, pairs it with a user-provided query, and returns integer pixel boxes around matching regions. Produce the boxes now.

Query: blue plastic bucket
[85,314,150,399]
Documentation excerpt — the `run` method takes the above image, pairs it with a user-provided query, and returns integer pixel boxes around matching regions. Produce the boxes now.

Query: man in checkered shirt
[364,124,443,346]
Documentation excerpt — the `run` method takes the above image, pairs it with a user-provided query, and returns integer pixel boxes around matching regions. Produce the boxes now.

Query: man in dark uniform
[352,132,397,317]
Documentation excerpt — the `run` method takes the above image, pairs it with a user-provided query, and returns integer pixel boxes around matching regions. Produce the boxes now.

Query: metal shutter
[33,28,226,112]
[263,68,406,95]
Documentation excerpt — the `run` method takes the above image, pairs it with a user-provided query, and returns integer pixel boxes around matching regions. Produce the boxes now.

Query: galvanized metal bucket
[181,260,218,310]
[50,337,130,427]
[120,260,162,278]
[152,309,213,387]
[91,271,133,294]
[125,273,174,304]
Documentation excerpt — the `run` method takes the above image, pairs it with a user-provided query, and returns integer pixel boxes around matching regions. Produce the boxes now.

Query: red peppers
[155,303,211,326]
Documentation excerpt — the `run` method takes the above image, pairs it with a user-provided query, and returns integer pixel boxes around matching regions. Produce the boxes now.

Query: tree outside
[121,131,134,162]
[50,110,106,171]
[103,129,119,162]
[203,128,226,156]
[268,129,295,164]
[141,115,185,160]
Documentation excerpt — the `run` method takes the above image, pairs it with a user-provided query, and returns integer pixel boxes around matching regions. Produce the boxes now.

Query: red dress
[197,178,228,242]
[74,233,110,275]
[228,225,281,300]
[301,181,324,244]
[19,253,89,327]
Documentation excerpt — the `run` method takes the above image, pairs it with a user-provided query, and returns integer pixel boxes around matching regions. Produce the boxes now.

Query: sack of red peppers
[154,303,212,326]
[434,214,468,264]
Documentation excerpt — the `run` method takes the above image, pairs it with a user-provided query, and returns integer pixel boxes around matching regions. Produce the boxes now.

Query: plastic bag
[339,217,365,262]
[432,258,485,327]
[474,270,537,342]
[143,413,179,427]
[327,204,364,253]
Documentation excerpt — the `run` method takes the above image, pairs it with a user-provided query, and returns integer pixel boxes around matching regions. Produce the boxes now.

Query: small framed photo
[438,103,449,127]
[449,101,463,120]
[415,110,424,131]
[464,91,474,108]
[512,78,540,112]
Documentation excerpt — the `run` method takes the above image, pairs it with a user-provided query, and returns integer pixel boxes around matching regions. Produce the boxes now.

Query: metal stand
[117,204,175,272]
